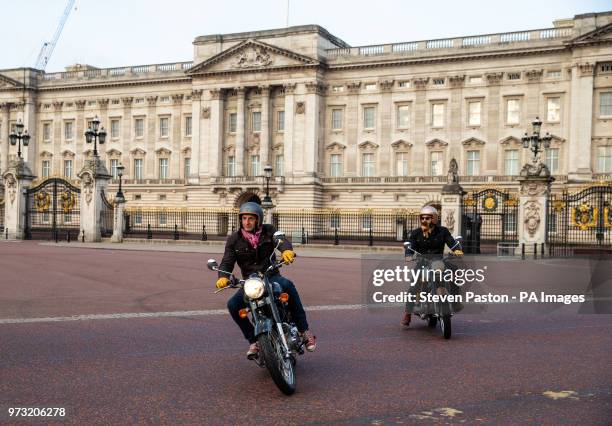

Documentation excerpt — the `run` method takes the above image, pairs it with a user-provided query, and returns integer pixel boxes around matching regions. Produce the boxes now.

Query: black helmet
[238,202,263,228]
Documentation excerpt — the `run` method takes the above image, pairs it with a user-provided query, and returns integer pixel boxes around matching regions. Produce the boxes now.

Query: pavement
[0,241,610,425]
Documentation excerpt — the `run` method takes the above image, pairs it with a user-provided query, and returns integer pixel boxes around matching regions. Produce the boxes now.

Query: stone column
[111,193,126,243]
[283,83,296,177]
[440,159,464,241]
[121,97,133,177]
[146,96,158,177]
[236,87,246,176]
[485,73,503,175]
[568,63,594,181]
[208,89,224,177]
[412,78,428,176]
[379,80,393,176]
[304,81,322,178]
[190,89,203,182]
[260,85,271,169]
[75,100,87,170]
[0,103,10,174]
[171,94,184,178]
[2,159,35,239]
[77,157,112,242]
[517,173,554,255]
[345,82,361,176]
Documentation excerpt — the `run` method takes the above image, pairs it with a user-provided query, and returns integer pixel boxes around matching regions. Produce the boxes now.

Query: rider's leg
[227,288,256,343]
[272,274,316,351]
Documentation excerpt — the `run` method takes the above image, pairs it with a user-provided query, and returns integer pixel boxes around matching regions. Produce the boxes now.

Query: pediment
[61,149,76,157]
[391,139,413,149]
[549,134,566,144]
[325,142,346,151]
[155,147,172,155]
[0,73,23,89]
[130,147,146,156]
[499,136,522,145]
[358,141,379,150]
[106,148,122,156]
[188,39,319,75]
[181,146,192,154]
[569,23,612,45]
[39,150,53,158]
[461,137,486,146]
[425,138,448,148]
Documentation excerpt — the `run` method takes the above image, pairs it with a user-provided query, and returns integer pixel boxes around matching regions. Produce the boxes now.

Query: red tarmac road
[1,242,611,425]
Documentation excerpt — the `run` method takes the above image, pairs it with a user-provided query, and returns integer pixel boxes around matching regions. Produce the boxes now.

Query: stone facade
[1,13,612,211]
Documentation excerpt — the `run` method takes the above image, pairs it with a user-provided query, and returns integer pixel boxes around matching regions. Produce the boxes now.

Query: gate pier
[2,159,35,240]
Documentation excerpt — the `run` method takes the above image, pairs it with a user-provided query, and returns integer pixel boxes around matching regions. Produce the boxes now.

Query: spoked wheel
[440,315,452,339]
[258,329,296,395]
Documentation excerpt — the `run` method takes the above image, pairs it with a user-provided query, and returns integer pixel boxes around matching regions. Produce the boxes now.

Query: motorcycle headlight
[244,278,265,299]
[431,260,446,272]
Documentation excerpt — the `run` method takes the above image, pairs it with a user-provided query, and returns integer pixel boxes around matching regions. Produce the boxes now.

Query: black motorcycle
[403,237,463,340]
[207,231,304,395]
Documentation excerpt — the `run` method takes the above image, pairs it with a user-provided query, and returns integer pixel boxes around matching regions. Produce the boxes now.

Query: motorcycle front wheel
[258,328,296,395]
[440,315,452,339]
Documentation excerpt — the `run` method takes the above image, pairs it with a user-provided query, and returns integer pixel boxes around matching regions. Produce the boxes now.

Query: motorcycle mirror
[455,235,463,241]
[273,231,285,240]
[403,242,411,249]
[206,259,218,271]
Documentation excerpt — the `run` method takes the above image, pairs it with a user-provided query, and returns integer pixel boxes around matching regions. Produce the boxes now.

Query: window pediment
[391,139,413,150]
[499,136,522,145]
[358,141,379,150]
[61,149,75,158]
[461,137,486,147]
[130,147,147,157]
[155,147,172,156]
[425,138,448,149]
[325,142,346,152]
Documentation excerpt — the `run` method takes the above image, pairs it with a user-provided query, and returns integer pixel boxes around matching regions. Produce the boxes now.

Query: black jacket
[218,224,293,279]
[407,224,458,255]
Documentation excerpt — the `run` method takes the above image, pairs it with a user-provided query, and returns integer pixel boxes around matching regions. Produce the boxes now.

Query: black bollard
[66,230,70,243]
[174,224,179,240]
[81,229,85,243]
[533,243,537,260]
[521,243,525,260]
[201,224,208,241]
[334,227,339,245]
[369,227,373,247]
[147,223,152,240]
[301,227,306,244]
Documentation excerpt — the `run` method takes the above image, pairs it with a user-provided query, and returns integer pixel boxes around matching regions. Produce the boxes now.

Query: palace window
[466,150,480,176]
[362,153,375,177]
[332,109,343,130]
[42,160,51,178]
[545,148,559,173]
[277,110,285,132]
[432,103,445,127]
[185,116,192,137]
[63,160,73,178]
[430,151,443,176]
[111,119,120,139]
[597,146,612,173]
[396,105,410,129]
[158,158,168,180]
[600,92,612,116]
[43,122,52,141]
[275,154,284,176]
[506,99,521,125]
[110,159,119,179]
[396,152,409,177]
[504,149,519,175]
[252,111,261,132]
[330,154,342,177]
[227,156,236,177]
[363,106,375,130]
[184,158,190,179]
[229,113,237,133]
[468,101,481,126]
[64,121,74,140]
[159,117,169,138]
[134,118,144,138]
[134,158,143,180]
[250,155,260,176]
[547,97,561,122]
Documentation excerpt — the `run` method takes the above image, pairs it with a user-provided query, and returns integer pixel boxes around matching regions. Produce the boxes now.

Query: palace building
[1,11,611,210]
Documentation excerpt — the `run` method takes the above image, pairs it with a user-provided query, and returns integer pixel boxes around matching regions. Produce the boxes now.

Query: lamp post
[116,163,125,199]
[84,115,107,157]
[9,119,30,159]
[521,116,552,164]
[262,165,273,209]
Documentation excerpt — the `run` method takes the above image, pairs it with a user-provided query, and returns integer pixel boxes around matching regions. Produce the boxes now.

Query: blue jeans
[227,274,309,343]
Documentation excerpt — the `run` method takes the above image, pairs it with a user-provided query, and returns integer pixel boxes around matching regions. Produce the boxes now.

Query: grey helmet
[420,205,439,218]
[238,202,264,228]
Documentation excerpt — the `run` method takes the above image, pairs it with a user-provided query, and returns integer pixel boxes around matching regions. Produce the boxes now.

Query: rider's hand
[216,277,230,289]
[453,249,464,257]
[281,250,296,264]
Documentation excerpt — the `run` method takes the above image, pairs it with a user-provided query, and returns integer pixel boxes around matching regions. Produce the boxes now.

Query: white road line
[0,304,367,325]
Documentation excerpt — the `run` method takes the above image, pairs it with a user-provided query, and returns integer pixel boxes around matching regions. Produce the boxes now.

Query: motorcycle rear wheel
[258,329,296,395]
[440,315,452,339]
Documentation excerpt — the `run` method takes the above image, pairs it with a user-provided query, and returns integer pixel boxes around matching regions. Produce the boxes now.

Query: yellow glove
[216,277,230,289]
[281,250,296,264]
[453,249,464,257]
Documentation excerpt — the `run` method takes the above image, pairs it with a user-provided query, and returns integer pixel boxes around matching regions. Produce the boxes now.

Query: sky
[1,0,610,72]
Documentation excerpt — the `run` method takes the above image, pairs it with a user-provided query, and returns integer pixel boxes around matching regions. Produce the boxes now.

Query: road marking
[0,304,367,325]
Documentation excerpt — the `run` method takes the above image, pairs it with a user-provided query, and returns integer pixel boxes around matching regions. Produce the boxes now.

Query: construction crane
[34,0,76,71]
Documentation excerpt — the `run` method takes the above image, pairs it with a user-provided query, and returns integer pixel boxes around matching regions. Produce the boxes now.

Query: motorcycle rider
[401,205,464,327]
[215,202,317,358]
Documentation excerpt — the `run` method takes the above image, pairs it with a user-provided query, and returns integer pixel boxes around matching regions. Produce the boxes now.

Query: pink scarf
[241,227,263,249]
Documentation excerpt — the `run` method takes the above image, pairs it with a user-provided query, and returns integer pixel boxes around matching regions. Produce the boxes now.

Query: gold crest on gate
[60,190,77,213]
[34,191,51,213]
[571,203,597,231]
